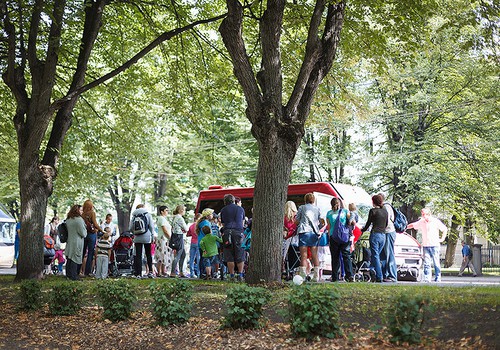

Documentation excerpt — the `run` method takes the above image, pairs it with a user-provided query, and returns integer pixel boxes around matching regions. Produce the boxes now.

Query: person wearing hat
[195,208,214,278]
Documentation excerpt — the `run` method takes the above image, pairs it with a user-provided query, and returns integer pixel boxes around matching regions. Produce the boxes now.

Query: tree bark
[444,215,460,268]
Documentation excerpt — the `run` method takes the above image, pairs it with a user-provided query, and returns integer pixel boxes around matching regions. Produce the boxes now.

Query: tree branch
[286,0,325,120]
[219,0,262,122]
[297,1,345,123]
[49,12,227,112]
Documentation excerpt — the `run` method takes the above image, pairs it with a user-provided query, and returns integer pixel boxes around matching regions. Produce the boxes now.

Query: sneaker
[147,273,155,279]
[472,274,477,277]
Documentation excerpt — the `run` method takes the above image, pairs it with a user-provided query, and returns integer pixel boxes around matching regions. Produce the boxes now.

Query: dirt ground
[0,286,496,350]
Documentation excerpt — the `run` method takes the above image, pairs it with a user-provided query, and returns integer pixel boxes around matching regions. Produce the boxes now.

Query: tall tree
[0,1,225,279]
[219,0,346,283]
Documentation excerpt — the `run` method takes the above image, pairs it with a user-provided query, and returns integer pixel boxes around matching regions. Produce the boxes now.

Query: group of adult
[64,200,117,280]
[284,192,449,283]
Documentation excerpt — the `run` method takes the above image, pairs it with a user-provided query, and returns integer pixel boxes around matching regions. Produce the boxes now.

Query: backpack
[58,221,68,243]
[44,235,55,249]
[331,209,350,244]
[132,212,148,235]
[387,203,408,233]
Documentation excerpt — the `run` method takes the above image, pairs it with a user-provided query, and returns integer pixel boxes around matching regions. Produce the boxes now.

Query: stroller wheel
[354,273,363,282]
[364,272,372,282]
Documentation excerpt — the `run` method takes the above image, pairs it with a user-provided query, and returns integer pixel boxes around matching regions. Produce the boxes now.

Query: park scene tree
[0,0,498,283]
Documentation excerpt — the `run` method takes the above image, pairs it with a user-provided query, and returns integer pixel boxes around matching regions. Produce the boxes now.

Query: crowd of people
[13,191,459,284]
[289,192,450,283]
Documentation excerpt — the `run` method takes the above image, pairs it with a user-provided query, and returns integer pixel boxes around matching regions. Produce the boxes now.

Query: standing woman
[360,194,388,283]
[187,213,202,278]
[156,206,172,277]
[326,198,353,282]
[170,205,189,277]
[282,201,298,268]
[295,193,323,282]
[81,199,103,276]
[65,205,87,280]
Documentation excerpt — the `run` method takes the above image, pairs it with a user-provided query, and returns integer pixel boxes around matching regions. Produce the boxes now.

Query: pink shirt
[410,217,447,247]
[284,216,297,239]
[186,222,198,245]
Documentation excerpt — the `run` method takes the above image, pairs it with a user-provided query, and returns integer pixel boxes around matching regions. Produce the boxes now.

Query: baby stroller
[283,236,300,281]
[110,231,134,277]
[352,239,372,282]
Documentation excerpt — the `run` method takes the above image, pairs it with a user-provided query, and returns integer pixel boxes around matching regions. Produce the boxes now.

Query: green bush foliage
[18,279,43,311]
[149,279,193,326]
[48,281,83,315]
[222,284,271,329]
[286,284,342,339]
[97,280,137,322]
[386,294,433,344]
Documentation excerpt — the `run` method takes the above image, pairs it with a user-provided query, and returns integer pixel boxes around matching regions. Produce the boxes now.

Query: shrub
[286,284,342,339]
[48,281,83,315]
[222,284,271,329]
[386,294,433,344]
[149,279,193,326]
[97,280,137,322]
[18,279,43,311]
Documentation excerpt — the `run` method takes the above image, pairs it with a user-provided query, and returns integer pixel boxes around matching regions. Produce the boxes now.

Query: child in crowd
[95,229,112,279]
[199,225,222,279]
[348,203,359,252]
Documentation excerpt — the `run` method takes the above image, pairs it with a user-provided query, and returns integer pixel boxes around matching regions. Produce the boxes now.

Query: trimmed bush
[97,280,136,322]
[48,281,83,315]
[18,279,43,311]
[223,284,271,329]
[149,279,193,326]
[286,284,342,339]
[386,294,433,344]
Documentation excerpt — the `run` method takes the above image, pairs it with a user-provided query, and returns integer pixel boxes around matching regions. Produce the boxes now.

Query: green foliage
[286,284,342,339]
[386,294,433,344]
[48,281,84,316]
[97,280,137,322]
[149,280,193,326]
[222,284,271,329]
[18,280,43,311]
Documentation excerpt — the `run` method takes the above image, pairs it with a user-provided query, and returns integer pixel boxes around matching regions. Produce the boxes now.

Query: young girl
[348,203,359,253]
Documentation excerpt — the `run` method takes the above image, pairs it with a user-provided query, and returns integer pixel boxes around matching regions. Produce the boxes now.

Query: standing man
[458,240,477,277]
[378,193,398,282]
[130,204,155,278]
[407,208,447,282]
[220,194,246,281]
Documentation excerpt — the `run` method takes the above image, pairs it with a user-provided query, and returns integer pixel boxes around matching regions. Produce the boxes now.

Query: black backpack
[132,212,148,235]
[58,221,68,243]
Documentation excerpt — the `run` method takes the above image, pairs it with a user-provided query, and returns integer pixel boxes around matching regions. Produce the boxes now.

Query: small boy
[95,229,112,279]
[348,203,359,252]
[199,225,222,279]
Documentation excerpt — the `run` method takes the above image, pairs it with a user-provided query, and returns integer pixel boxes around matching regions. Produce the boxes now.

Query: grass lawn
[0,275,498,349]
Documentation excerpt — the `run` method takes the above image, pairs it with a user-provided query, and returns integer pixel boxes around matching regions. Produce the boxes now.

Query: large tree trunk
[247,138,297,284]
[108,175,133,234]
[16,154,53,280]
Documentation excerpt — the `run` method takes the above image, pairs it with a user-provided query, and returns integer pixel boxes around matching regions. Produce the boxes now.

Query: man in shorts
[220,194,246,281]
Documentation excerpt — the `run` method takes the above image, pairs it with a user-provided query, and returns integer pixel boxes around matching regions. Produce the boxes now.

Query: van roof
[197,182,341,201]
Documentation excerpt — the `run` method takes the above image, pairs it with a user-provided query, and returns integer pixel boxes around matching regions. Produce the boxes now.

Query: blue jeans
[381,231,397,280]
[369,232,386,281]
[189,244,200,277]
[423,246,441,282]
[83,233,97,275]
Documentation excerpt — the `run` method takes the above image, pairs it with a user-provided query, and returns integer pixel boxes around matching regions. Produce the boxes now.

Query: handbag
[168,233,183,250]
[222,229,232,248]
